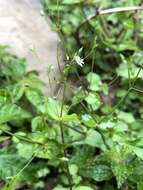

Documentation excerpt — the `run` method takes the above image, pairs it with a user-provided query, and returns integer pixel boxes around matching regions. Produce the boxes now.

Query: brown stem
[98,14,111,37]
[76,6,143,34]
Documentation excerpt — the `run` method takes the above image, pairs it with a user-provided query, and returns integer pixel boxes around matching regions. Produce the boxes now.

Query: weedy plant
[1,0,143,190]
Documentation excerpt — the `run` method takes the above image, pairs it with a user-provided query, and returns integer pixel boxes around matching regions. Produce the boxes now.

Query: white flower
[74,55,84,67]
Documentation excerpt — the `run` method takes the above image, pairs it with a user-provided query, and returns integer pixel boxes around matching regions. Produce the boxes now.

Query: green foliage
[42,0,143,189]
[0,0,143,189]
[0,147,49,189]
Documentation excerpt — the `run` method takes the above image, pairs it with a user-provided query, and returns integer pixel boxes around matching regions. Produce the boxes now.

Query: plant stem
[59,82,72,190]
[76,6,143,34]
[98,14,111,37]
[132,87,143,93]
[104,65,143,119]
[3,130,44,146]
[107,87,132,117]
[64,124,86,136]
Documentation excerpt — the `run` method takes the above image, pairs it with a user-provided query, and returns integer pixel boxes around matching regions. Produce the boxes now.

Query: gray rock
[0,0,64,96]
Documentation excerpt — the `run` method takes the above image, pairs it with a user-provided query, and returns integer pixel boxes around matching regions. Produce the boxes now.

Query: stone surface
[0,0,64,96]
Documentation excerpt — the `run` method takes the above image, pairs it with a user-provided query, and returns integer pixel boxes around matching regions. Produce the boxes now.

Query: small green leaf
[25,88,47,112]
[85,93,101,111]
[133,147,143,160]
[82,114,95,128]
[62,113,79,122]
[32,116,46,131]
[85,129,104,148]
[69,164,78,176]
[86,72,102,91]
[91,165,112,182]
[8,84,24,102]
[0,90,11,105]
[37,168,50,178]
[0,136,10,142]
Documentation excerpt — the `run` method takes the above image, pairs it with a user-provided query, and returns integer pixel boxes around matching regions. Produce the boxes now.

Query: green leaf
[0,146,48,189]
[7,83,24,102]
[0,136,10,142]
[16,143,35,159]
[133,147,143,160]
[85,129,104,148]
[44,98,67,120]
[85,93,101,111]
[117,111,135,124]
[117,40,137,51]
[0,104,31,124]
[0,48,27,78]
[82,114,95,128]
[116,62,143,79]
[90,165,112,182]
[74,186,94,190]
[25,88,47,112]
[0,147,26,181]
[72,88,86,105]
[86,72,102,91]
[137,181,143,190]
[23,72,45,90]
[111,162,133,188]
[108,146,134,188]
[0,90,11,106]
[101,83,108,95]
[62,0,82,4]
[69,164,78,176]
[53,186,67,190]
[37,141,62,160]
[62,113,79,122]
[32,116,47,131]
